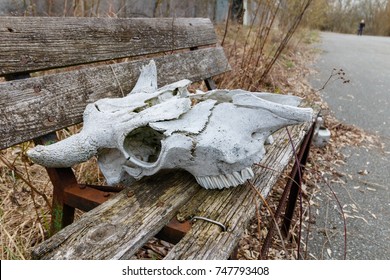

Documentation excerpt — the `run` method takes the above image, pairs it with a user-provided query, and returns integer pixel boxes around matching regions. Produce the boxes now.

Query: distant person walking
[358,19,365,35]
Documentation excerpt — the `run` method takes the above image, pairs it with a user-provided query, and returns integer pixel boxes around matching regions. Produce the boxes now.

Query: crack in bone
[149,99,216,136]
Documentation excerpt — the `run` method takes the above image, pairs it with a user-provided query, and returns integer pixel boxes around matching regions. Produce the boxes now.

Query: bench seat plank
[0,17,217,75]
[0,47,230,149]
[164,122,311,259]
[31,171,201,260]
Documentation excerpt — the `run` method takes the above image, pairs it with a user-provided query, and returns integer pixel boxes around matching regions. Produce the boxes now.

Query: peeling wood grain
[0,47,230,149]
[0,17,217,75]
[31,170,201,260]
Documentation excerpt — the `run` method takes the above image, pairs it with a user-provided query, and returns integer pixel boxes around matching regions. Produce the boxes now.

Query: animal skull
[27,60,313,189]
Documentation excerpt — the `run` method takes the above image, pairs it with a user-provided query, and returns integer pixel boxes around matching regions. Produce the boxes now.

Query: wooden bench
[0,16,315,260]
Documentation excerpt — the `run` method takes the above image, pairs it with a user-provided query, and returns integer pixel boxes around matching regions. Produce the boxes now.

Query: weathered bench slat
[164,123,310,259]
[0,47,230,149]
[0,17,217,75]
[31,171,201,260]
[32,122,311,260]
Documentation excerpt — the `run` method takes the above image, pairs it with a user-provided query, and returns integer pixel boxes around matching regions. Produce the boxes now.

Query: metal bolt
[33,84,41,94]
[127,191,134,197]
[47,116,56,123]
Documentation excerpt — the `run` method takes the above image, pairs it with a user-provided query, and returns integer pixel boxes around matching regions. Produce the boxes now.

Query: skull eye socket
[123,126,164,163]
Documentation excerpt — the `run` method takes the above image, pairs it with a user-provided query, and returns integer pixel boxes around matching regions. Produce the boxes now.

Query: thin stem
[221,1,232,47]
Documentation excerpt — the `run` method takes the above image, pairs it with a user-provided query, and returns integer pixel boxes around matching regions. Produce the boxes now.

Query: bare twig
[248,181,289,259]
[315,68,350,93]
[221,1,232,47]
[260,0,314,83]
[0,155,52,210]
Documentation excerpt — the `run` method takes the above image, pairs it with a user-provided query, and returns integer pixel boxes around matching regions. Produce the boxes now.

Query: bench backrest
[0,17,230,150]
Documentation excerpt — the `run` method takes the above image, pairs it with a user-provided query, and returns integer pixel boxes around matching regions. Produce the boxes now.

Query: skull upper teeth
[195,167,254,189]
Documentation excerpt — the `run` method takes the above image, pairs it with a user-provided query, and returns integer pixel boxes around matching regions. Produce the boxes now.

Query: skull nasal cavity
[123,126,163,163]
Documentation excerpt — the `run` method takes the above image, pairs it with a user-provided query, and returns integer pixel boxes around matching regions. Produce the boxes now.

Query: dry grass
[0,125,105,259]
[0,142,50,259]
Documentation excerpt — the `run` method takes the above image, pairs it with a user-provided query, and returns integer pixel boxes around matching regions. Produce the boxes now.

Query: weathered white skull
[28,61,313,189]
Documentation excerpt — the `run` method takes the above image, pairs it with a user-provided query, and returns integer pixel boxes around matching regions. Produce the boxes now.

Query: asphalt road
[310,32,390,138]
[307,32,390,260]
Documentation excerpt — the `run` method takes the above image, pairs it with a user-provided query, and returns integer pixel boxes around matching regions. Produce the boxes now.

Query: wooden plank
[0,47,230,149]
[164,122,312,259]
[31,170,201,260]
[0,17,217,75]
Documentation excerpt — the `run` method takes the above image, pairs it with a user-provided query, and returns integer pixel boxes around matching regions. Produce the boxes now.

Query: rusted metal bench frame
[1,16,315,259]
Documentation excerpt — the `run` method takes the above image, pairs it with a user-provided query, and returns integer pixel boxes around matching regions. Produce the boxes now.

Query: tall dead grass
[0,143,50,259]
[216,0,314,91]
[0,125,105,259]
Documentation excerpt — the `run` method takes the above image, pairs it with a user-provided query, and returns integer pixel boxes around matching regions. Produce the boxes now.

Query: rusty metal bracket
[260,119,317,259]
[156,217,192,245]
[282,124,316,235]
